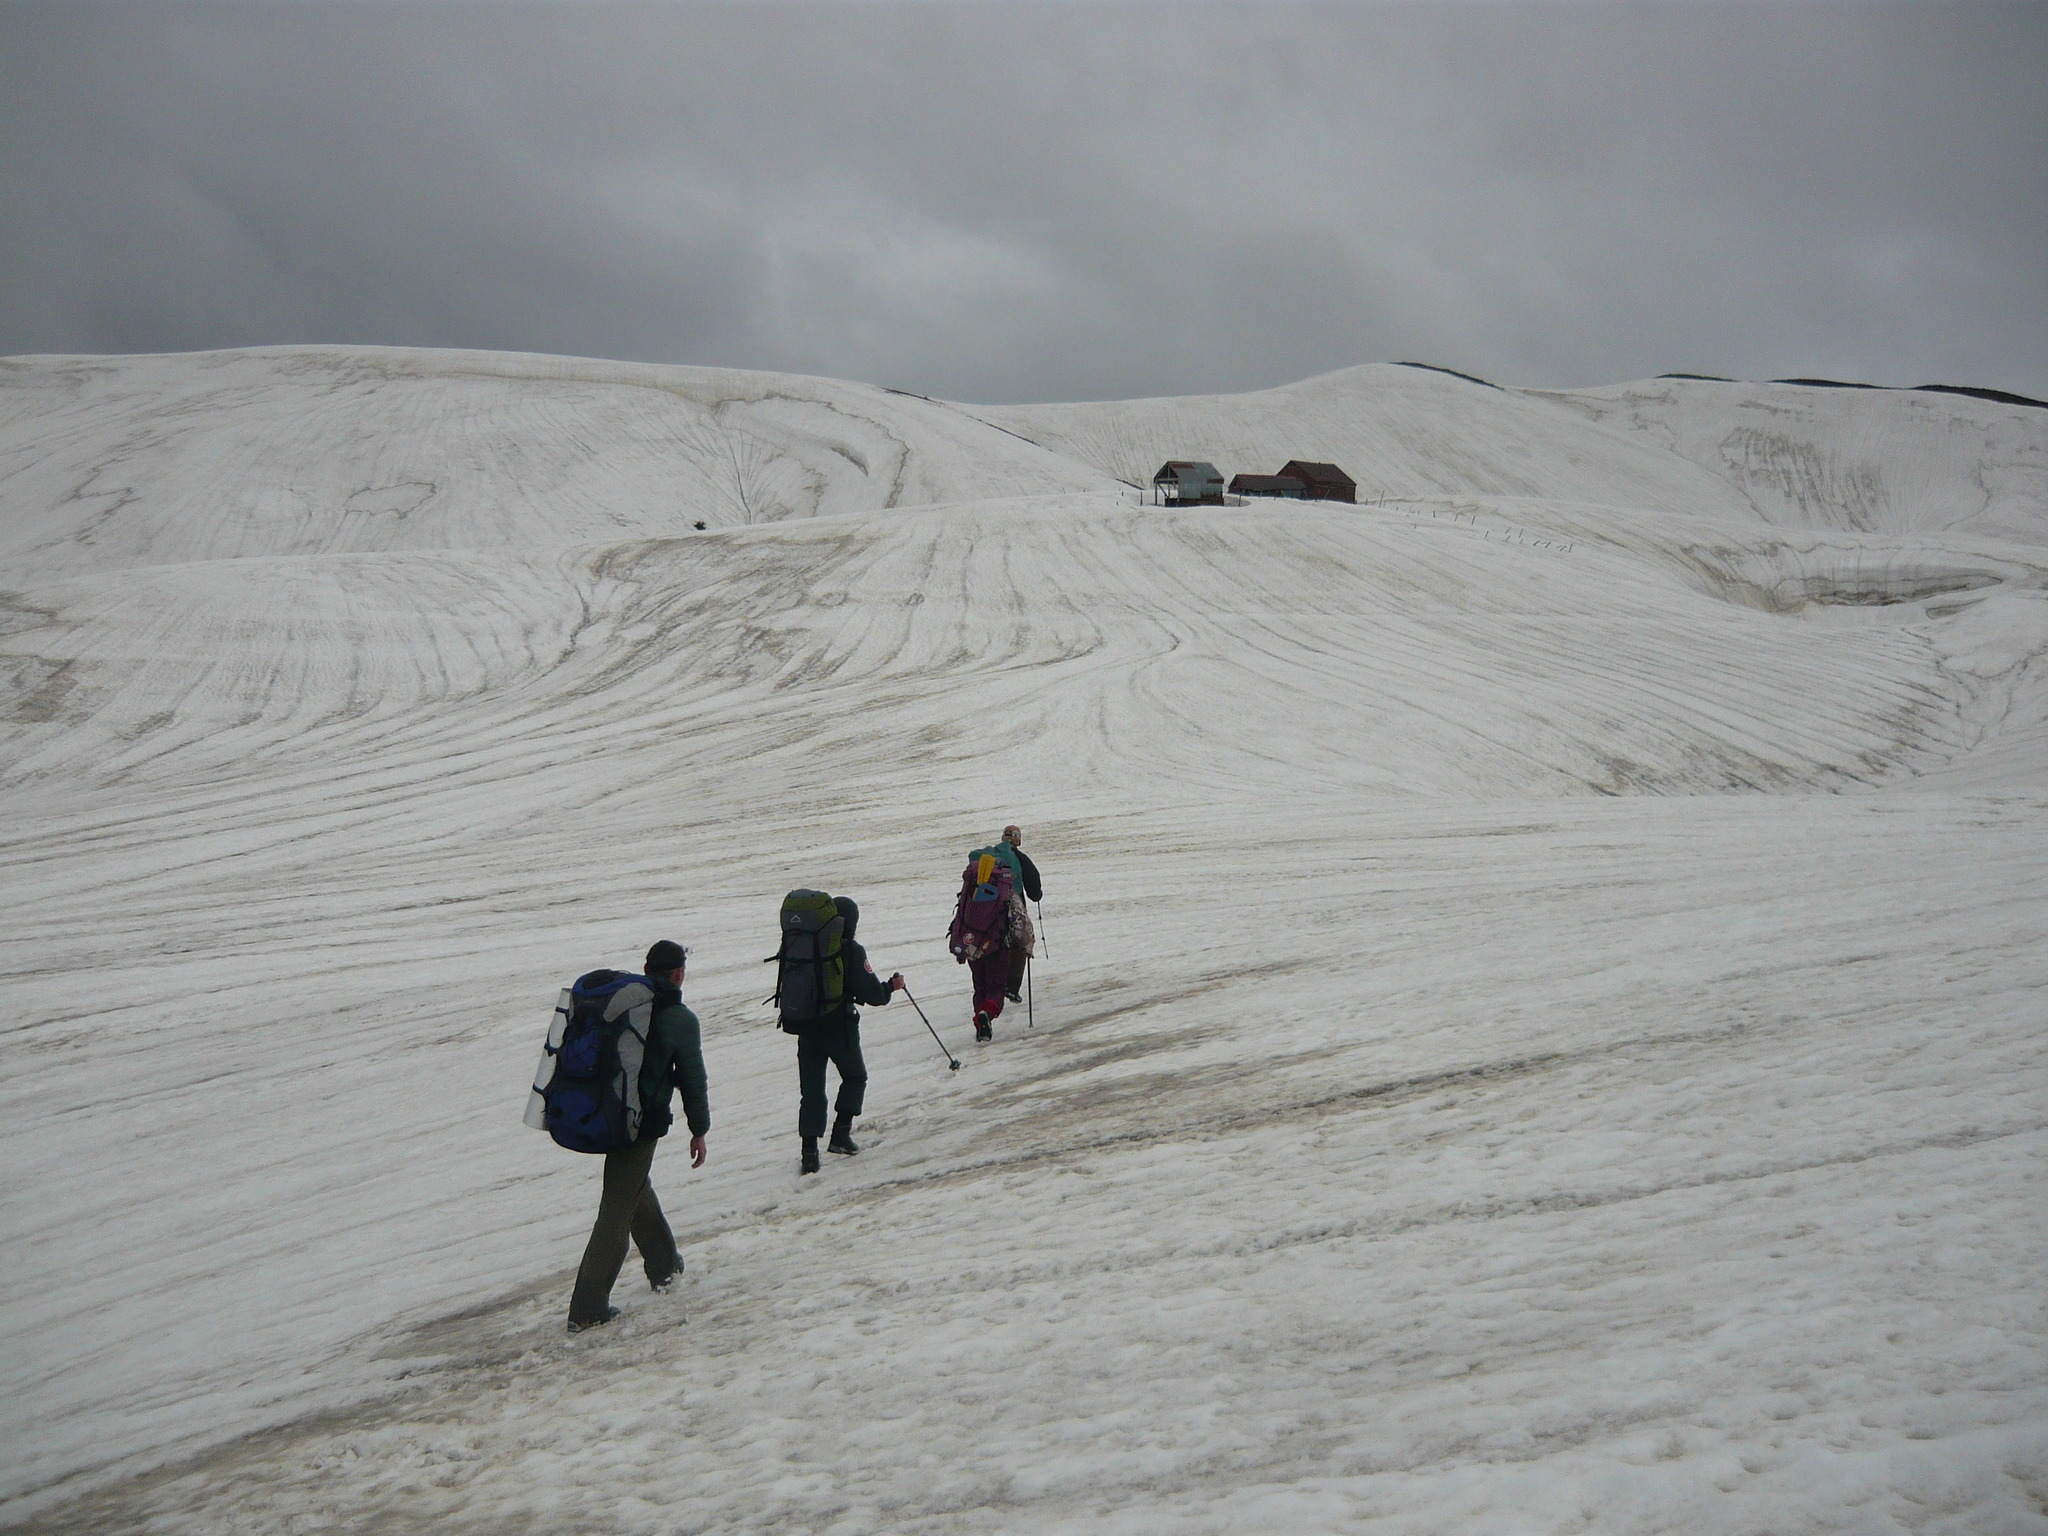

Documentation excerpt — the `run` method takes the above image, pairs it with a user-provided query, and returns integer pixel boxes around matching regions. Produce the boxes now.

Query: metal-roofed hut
[1277,461,1357,503]
[1152,461,1226,505]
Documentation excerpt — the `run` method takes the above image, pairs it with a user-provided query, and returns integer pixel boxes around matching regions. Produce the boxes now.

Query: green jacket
[969,843,1041,902]
[835,936,896,1023]
[816,896,894,1028]
[971,843,1023,886]
[638,975,711,1141]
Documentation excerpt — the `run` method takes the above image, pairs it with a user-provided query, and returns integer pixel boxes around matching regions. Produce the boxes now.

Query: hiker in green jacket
[797,897,902,1174]
[998,825,1042,1002]
[567,939,711,1333]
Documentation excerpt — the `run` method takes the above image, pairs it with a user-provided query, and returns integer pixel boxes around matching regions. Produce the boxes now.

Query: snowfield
[1,347,2043,1533]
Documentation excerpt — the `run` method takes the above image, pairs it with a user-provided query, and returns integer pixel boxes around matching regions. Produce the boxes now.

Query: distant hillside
[0,347,1120,579]
[1538,376,2048,542]
[976,364,2048,543]
[973,364,1760,519]
[5,350,2043,587]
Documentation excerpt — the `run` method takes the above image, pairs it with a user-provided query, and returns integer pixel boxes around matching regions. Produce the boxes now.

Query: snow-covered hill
[1538,375,2048,541]
[977,363,1764,517]
[2,348,2043,1533]
[0,347,1119,578]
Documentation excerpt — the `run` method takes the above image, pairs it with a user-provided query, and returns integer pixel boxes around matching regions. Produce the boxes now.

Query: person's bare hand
[689,1134,707,1168]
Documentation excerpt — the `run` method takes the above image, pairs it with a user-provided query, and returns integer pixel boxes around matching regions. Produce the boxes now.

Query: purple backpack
[949,855,1014,962]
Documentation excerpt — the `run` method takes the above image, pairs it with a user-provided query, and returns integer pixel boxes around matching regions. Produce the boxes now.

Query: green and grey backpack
[766,889,845,1032]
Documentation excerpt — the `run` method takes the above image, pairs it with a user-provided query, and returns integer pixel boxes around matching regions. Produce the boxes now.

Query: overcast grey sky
[1,1,2042,403]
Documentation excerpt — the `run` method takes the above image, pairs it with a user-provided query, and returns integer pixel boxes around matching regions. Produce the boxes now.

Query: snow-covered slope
[974,364,1765,516]
[0,347,1119,578]
[1539,376,2048,541]
[2,349,2044,1534]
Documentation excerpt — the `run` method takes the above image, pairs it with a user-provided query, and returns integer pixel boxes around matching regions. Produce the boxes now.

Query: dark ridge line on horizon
[1911,383,2047,410]
[1785,376,2047,410]
[1391,360,1502,390]
[12,348,2044,410]
[1655,372,2046,411]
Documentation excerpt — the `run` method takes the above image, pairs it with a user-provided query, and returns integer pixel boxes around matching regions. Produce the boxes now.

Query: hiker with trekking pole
[899,983,961,1070]
[998,826,1044,994]
[950,828,1039,1042]
[767,892,904,1174]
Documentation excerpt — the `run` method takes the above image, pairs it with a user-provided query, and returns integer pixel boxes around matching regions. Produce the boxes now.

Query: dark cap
[644,939,689,975]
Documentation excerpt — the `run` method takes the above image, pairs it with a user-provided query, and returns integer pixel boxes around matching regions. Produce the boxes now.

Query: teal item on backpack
[969,844,1023,885]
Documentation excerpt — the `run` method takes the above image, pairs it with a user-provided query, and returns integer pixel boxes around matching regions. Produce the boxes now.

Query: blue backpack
[522,970,655,1153]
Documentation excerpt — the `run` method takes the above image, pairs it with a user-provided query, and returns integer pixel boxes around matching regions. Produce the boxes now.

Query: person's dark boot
[566,1306,621,1335]
[828,1115,859,1156]
[974,1011,993,1043]
[800,1135,821,1174]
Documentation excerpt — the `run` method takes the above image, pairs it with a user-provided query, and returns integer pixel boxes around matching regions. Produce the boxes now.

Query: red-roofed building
[1277,461,1357,503]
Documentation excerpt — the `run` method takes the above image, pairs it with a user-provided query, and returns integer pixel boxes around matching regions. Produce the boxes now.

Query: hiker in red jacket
[949,845,1032,1042]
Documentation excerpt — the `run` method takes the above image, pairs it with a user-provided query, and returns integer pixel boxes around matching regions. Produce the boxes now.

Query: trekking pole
[1027,956,1034,1028]
[898,985,961,1071]
[1034,901,1049,958]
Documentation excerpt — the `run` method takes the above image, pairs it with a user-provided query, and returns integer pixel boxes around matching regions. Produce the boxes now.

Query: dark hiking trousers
[568,1138,679,1325]
[797,1019,867,1137]
[969,951,1008,1022]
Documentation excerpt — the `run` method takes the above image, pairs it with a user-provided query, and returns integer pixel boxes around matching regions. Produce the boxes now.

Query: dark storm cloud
[1,1,2042,402]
